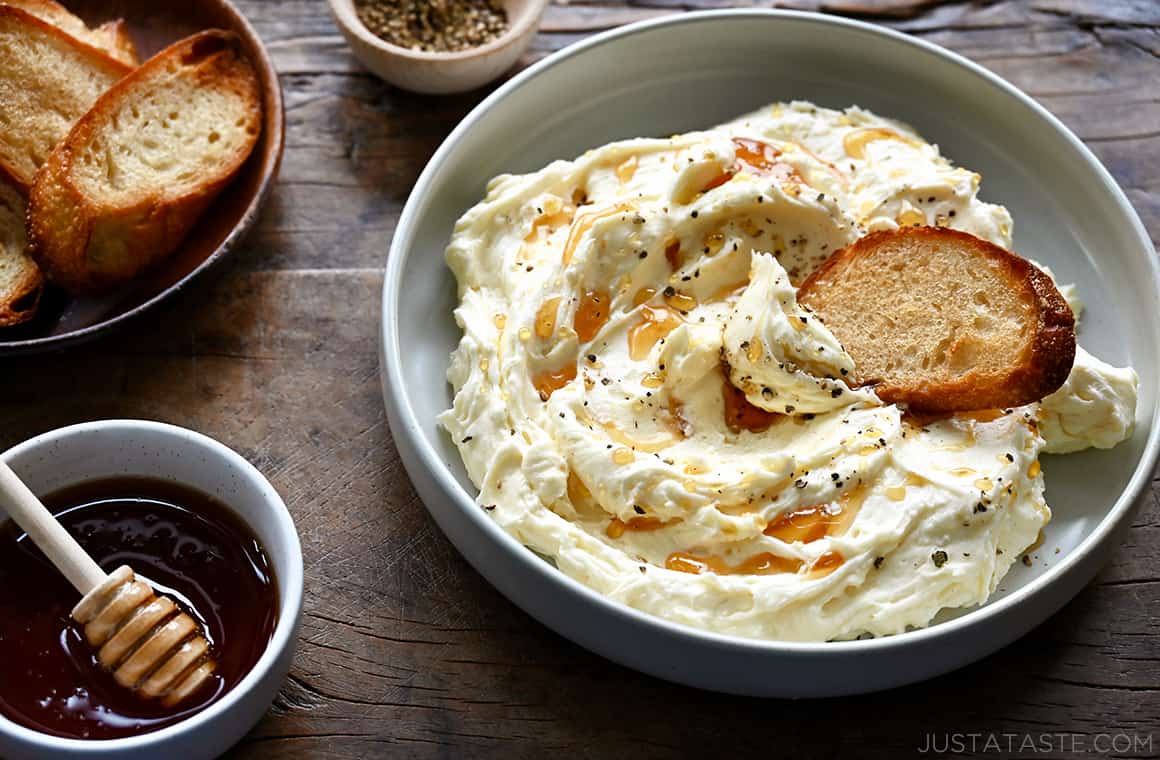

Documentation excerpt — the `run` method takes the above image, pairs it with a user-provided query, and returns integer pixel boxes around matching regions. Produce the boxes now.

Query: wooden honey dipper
[0,460,214,707]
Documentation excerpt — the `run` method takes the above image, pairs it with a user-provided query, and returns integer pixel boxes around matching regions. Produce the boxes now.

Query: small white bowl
[381,10,1160,696]
[327,0,548,94]
[0,420,303,759]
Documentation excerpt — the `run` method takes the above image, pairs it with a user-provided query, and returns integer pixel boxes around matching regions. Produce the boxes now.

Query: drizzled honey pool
[439,101,1137,641]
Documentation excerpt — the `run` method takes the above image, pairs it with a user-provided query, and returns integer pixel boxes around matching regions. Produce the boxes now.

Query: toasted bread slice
[1,0,138,65]
[91,19,137,65]
[0,6,131,190]
[0,172,42,325]
[797,227,1076,413]
[27,29,262,293]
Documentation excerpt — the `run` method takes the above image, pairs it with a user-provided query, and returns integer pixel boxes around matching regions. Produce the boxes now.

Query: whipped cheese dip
[439,102,1139,641]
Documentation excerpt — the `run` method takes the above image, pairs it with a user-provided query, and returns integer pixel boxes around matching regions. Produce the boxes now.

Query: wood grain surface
[1,1,1157,757]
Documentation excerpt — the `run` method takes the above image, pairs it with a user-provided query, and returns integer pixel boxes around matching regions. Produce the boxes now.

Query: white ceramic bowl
[380,10,1160,697]
[327,0,548,94]
[0,420,303,759]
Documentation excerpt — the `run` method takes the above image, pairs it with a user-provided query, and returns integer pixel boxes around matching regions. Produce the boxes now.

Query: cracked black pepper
[355,0,509,53]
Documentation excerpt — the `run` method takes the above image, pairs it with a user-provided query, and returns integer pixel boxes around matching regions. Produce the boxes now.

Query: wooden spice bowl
[327,0,549,94]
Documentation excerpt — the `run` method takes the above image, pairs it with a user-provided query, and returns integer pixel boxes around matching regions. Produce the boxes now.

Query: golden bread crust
[0,6,131,190]
[26,29,261,294]
[798,226,1076,413]
[1,0,139,65]
[0,170,41,326]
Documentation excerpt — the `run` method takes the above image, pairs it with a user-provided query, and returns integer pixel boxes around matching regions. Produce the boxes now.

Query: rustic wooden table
[2,0,1157,756]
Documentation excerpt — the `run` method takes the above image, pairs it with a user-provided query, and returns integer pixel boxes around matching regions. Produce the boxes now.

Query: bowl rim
[381,9,1160,656]
[327,0,550,63]
[0,0,286,357]
[0,419,304,752]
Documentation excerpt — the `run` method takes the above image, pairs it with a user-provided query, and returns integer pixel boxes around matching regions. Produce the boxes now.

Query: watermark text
[918,732,1153,755]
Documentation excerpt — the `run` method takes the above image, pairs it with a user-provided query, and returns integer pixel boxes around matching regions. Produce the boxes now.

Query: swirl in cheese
[439,102,1137,641]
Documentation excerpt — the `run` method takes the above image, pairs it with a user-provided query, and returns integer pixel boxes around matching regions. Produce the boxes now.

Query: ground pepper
[355,0,509,53]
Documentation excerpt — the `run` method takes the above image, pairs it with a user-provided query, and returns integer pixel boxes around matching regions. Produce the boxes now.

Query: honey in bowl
[0,477,278,740]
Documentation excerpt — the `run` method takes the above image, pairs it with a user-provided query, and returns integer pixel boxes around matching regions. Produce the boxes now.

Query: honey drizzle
[614,155,639,184]
[664,397,693,439]
[601,422,675,454]
[641,372,665,388]
[763,483,866,544]
[574,290,610,342]
[524,202,575,244]
[562,203,633,266]
[664,549,844,577]
[612,448,634,465]
[534,297,561,339]
[566,471,592,504]
[663,289,697,312]
[627,306,682,360]
[897,208,925,227]
[664,239,684,270]
[842,127,923,160]
[531,362,577,401]
[733,137,799,181]
[701,171,733,193]
[698,138,804,196]
[665,551,802,576]
[722,373,780,433]
[606,516,675,538]
[710,278,750,302]
[633,287,657,307]
[809,550,845,577]
[764,504,839,543]
[702,231,725,256]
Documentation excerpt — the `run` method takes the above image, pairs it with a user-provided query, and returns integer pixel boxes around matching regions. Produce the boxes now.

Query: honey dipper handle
[0,460,108,595]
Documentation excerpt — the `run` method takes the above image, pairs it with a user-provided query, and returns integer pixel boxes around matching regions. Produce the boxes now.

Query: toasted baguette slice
[27,29,262,293]
[0,172,42,325]
[91,19,137,65]
[797,227,1076,413]
[1,0,138,64]
[0,6,131,190]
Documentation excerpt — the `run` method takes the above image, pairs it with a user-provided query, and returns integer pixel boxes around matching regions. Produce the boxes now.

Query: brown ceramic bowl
[0,0,283,356]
